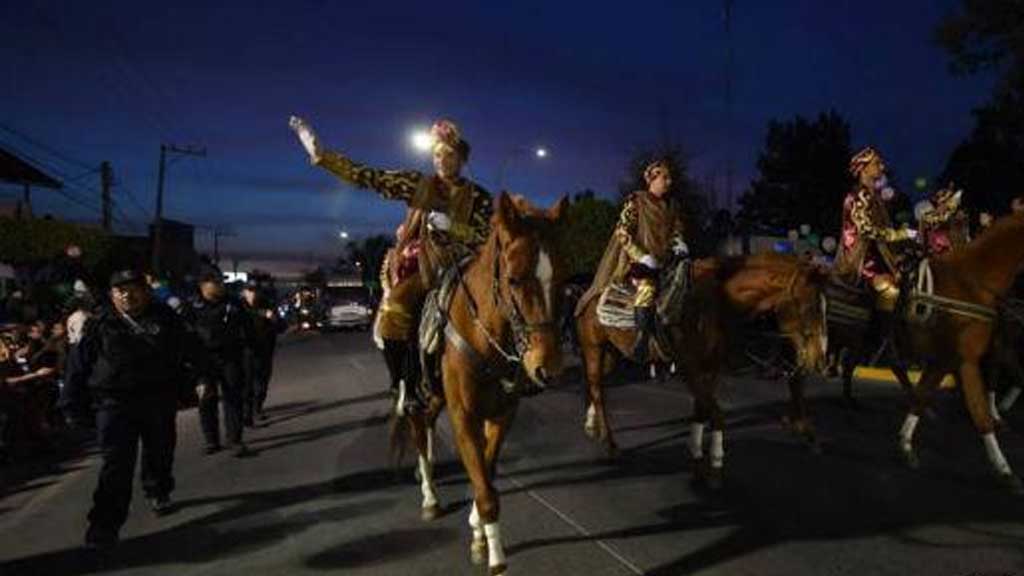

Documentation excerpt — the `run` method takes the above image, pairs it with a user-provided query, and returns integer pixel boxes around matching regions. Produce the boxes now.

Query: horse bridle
[455,233,557,366]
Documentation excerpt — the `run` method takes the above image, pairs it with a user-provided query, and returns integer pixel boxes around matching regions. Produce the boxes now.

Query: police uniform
[241,284,284,423]
[61,270,207,549]
[184,284,254,454]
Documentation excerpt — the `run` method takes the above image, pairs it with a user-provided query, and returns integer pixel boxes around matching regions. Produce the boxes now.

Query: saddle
[595,258,692,330]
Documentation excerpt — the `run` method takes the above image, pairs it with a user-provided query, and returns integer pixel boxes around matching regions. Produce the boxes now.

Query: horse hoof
[901,449,920,470]
[606,443,620,460]
[489,564,508,576]
[584,423,597,439]
[997,473,1024,495]
[706,467,724,491]
[470,538,488,565]
[421,504,442,522]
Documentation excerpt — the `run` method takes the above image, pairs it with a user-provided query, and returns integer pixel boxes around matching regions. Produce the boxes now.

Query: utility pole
[212,226,236,265]
[152,143,206,274]
[100,161,113,231]
[723,0,735,211]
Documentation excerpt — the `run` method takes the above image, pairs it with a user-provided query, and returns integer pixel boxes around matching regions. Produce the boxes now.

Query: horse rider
[289,117,492,407]
[834,147,918,318]
[915,182,968,256]
[575,160,688,361]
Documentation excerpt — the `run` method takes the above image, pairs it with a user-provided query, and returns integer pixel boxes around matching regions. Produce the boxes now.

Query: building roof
[0,146,62,189]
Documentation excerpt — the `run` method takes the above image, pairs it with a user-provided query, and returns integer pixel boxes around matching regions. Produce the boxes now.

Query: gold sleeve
[315,150,423,203]
[919,199,958,228]
[614,198,646,262]
[449,185,493,248]
[850,188,909,243]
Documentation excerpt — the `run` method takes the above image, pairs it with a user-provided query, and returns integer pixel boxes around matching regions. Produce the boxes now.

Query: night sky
[1,1,996,261]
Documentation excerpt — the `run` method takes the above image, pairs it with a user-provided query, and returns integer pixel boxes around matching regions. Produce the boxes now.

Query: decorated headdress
[430,119,471,160]
[643,160,670,183]
[849,147,882,177]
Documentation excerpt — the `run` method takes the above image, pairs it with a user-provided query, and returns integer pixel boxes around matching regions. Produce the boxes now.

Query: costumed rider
[914,182,967,256]
[575,160,688,362]
[834,147,918,318]
[289,116,492,408]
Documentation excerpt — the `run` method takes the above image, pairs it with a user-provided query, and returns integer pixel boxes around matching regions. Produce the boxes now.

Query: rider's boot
[632,305,656,363]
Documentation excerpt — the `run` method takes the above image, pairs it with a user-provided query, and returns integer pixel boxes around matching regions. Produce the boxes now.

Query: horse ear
[495,192,519,228]
[548,195,569,222]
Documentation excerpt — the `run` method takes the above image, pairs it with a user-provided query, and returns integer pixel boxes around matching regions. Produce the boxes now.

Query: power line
[0,122,95,171]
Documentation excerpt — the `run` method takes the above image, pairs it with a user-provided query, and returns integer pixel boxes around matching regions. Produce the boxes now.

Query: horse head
[492,192,569,387]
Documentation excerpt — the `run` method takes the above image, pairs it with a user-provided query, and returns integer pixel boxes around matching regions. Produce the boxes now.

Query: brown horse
[893,212,1024,492]
[392,192,567,576]
[576,253,830,476]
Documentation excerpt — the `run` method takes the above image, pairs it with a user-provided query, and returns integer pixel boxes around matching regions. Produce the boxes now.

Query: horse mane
[939,212,1024,271]
[712,252,809,284]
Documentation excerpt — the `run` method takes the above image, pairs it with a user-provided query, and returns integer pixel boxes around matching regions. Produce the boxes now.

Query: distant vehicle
[318,277,372,331]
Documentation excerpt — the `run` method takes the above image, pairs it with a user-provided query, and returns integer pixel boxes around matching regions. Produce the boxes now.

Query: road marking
[431,424,645,575]
[505,475,646,576]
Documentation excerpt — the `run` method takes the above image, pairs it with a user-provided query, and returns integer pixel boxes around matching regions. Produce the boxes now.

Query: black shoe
[632,306,656,362]
[228,442,251,457]
[149,495,173,516]
[84,525,119,552]
[204,444,222,455]
[244,417,255,428]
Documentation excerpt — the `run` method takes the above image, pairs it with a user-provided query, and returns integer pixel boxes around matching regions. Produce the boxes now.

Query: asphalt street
[2,330,1023,576]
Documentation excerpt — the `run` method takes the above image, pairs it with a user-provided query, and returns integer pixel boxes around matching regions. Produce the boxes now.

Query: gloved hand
[902,228,919,241]
[427,211,452,232]
[288,115,322,163]
[671,238,690,257]
[639,254,659,269]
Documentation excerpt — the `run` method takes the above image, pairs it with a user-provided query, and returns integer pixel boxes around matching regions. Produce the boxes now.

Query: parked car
[318,284,372,331]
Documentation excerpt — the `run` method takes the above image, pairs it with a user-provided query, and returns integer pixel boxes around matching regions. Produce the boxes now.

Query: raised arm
[850,188,915,243]
[289,115,423,204]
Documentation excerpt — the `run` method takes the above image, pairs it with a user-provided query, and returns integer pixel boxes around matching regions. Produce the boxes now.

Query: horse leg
[897,365,944,469]
[706,388,727,491]
[786,370,820,454]
[584,344,618,457]
[409,414,441,521]
[449,405,506,574]
[484,410,515,480]
[959,362,1024,493]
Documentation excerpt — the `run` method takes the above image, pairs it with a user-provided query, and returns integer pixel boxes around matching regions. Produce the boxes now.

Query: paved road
[2,331,1023,575]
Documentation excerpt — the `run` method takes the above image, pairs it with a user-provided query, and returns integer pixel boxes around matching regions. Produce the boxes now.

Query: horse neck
[724,257,799,315]
[949,215,1024,297]
[454,232,506,345]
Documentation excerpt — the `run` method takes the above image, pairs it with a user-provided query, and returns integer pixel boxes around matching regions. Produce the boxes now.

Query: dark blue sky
[1,1,995,259]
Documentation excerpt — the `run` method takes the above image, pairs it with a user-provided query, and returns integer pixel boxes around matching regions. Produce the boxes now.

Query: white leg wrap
[983,433,1013,476]
[710,430,725,469]
[689,422,705,460]
[426,427,435,464]
[585,404,596,430]
[469,502,483,539]
[1000,387,1022,412]
[396,379,406,417]
[989,391,1003,423]
[899,413,919,452]
[484,522,507,568]
[649,364,657,379]
[418,455,437,508]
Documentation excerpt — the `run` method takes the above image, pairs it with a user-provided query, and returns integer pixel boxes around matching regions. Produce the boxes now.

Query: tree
[555,190,619,279]
[936,2,1024,217]
[736,110,853,236]
[935,0,1024,97]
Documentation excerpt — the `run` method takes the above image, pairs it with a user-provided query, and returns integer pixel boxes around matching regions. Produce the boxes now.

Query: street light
[498,144,549,191]
[409,128,433,153]
[339,230,349,240]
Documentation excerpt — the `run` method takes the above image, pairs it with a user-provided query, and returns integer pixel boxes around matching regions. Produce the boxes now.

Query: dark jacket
[183,296,253,362]
[243,298,286,355]
[61,302,206,414]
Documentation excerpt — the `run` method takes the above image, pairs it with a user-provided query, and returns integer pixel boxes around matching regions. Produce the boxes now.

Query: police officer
[185,271,254,456]
[61,269,208,552]
[240,281,283,424]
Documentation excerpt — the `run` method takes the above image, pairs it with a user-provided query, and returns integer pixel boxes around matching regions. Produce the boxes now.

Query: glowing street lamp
[535,147,548,159]
[409,129,434,153]
[338,230,349,240]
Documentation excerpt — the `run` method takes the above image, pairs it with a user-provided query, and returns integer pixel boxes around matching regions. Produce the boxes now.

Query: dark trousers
[88,395,176,532]
[243,348,274,420]
[198,360,245,447]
